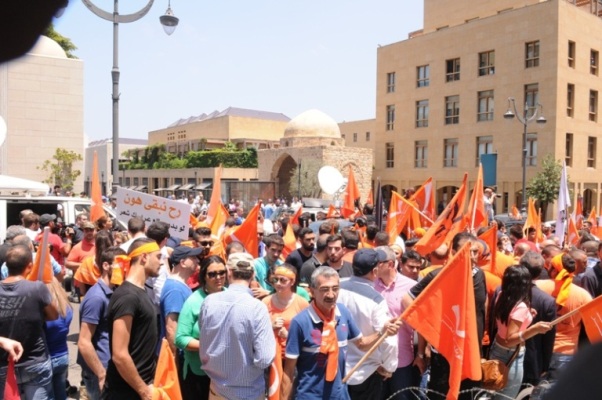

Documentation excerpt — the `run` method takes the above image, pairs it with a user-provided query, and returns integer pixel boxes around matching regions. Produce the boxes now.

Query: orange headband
[273,266,296,280]
[110,242,161,285]
[550,254,564,272]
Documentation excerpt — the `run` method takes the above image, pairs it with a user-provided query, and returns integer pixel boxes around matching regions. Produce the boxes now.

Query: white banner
[115,188,189,240]
[555,160,571,246]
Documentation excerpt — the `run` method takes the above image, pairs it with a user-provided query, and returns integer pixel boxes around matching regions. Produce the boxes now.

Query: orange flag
[90,151,105,222]
[281,222,297,260]
[386,191,414,244]
[206,165,223,226]
[414,174,468,257]
[510,206,522,220]
[290,206,303,226]
[588,208,600,239]
[478,224,497,276]
[189,213,199,229]
[223,203,260,257]
[573,196,584,229]
[27,227,53,283]
[366,188,374,205]
[579,295,602,344]
[411,177,436,226]
[567,216,580,246]
[152,339,182,400]
[341,165,360,218]
[326,204,338,219]
[401,243,482,400]
[268,340,283,400]
[467,164,487,231]
[523,198,543,243]
[210,203,230,237]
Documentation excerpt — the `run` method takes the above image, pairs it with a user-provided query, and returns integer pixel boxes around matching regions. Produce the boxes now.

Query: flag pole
[549,295,601,327]
[399,196,435,225]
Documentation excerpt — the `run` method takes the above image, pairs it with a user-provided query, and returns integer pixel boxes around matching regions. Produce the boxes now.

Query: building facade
[374,0,602,218]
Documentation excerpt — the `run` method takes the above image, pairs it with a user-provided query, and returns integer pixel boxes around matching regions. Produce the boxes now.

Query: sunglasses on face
[199,241,214,247]
[270,276,291,285]
[206,270,226,279]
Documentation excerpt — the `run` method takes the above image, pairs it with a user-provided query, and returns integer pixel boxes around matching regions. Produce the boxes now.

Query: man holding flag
[402,232,486,399]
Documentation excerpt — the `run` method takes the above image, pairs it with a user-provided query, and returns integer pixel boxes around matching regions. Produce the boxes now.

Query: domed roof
[284,109,341,139]
[28,36,67,59]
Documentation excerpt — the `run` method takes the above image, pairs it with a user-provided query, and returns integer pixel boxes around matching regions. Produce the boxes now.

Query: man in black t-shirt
[403,232,487,400]
[104,238,162,400]
[285,227,315,272]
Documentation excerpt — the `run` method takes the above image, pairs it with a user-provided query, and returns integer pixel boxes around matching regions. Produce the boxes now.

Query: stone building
[258,109,373,202]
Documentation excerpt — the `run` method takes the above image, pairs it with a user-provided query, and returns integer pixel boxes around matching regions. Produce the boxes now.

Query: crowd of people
[0,189,600,400]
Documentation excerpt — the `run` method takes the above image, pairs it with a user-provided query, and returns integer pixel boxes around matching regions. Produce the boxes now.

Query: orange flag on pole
[401,243,482,400]
[268,339,283,400]
[523,198,543,243]
[281,222,297,260]
[579,295,602,344]
[467,164,487,231]
[290,205,303,226]
[326,204,338,219]
[478,224,498,276]
[210,203,230,237]
[152,339,182,400]
[510,205,522,220]
[386,191,415,245]
[223,203,260,257]
[588,208,601,239]
[206,165,223,226]
[341,165,360,218]
[573,195,584,229]
[366,188,374,205]
[414,174,468,257]
[567,215,580,246]
[411,177,436,226]
[90,151,105,223]
[27,227,53,283]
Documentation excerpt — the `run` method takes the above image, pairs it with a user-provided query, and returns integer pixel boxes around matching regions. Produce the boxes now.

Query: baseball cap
[353,248,388,275]
[81,221,96,230]
[39,214,56,225]
[169,246,204,265]
[226,252,254,272]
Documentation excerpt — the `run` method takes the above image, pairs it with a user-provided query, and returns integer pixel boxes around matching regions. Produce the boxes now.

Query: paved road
[67,301,82,399]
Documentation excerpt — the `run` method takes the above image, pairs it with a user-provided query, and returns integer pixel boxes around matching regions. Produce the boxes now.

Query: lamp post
[82,0,179,194]
[504,97,546,214]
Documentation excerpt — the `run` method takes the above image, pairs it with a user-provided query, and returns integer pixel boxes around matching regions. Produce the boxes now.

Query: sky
[54,1,424,142]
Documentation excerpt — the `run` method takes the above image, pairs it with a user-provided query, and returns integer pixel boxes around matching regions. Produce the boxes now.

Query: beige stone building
[148,107,290,154]
[259,109,373,202]
[374,0,602,219]
[339,119,376,149]
[0,36,84,190]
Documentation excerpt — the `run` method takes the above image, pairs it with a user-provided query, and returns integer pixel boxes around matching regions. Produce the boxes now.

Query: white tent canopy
[0,175,49,194]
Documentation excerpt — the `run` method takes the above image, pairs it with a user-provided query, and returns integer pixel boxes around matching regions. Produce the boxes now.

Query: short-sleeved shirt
[253,257,282,290]
[159,278,192,341]
[285,249,313,273]
[321,261,353,279]
[45,306,73,358]
[0,279,52,367]
[105,281,158,398]
[263,294,309,357]
[77,279,113,371]
[67,239,95,264]
[496,301,533,340]
[285,304,362,400]
[35,232,66,266]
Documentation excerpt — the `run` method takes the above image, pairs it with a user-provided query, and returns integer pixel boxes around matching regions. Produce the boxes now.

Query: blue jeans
[83,369,102,400]
[51,354,69,400]
[0,357,54,400]
[489,341,525,400]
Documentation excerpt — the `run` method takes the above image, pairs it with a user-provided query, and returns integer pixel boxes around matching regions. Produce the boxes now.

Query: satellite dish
[0,116,6,146]
[318,166,346,195]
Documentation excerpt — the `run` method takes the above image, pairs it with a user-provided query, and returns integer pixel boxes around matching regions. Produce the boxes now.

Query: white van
[0,196,125,241]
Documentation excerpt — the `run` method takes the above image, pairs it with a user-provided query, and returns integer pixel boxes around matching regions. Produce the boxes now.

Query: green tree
[526,154,565,218]
[37,148,83,191]
[44,23,78,59]
[287,162,321,198]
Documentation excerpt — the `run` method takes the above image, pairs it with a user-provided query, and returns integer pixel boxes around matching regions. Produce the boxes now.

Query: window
[478,50,495,76]
[387,72,396,93]
[567,84,575,117]
[566,133,573,167]
[477,90,494,121]
[341,133,346,140]
[386,142,395,168]
[526,133,537,166]
[417,65,430,87]
[386,105,395,130]
[525,41,540,68]
[365,132,370,142]
[590,90,598,122]
[445,95,460,124]
[592,50,599,75]
[415,140,428,168]
[476,135,493,166]
[588,137,597,168]
[568,41,575,68]
[416,100,429,127]
[444,138,459,167]
[353,132,357,142]
[524,83,539,118]
[446,58,461,82]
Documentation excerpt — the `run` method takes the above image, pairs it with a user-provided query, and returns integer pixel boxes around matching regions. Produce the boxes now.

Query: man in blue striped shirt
[199,252,276,400]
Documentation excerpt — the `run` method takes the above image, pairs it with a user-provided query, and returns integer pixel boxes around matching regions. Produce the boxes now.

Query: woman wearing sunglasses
[175,255,227,400]
[262,263,309,364]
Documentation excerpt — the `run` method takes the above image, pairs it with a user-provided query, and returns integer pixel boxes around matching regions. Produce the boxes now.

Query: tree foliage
[37,148,83,190]
[526,154,565,218]
[44,24,78,59]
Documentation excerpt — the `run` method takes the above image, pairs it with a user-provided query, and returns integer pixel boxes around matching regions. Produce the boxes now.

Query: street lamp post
[82,0,178,194]
[504,97,546,214]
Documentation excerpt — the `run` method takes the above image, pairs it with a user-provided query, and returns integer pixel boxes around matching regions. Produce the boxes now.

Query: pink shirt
[496,301,533,339]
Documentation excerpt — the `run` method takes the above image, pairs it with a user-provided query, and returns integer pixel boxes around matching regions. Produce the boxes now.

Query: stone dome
[28,36,67,59]
[284,109,341,139]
